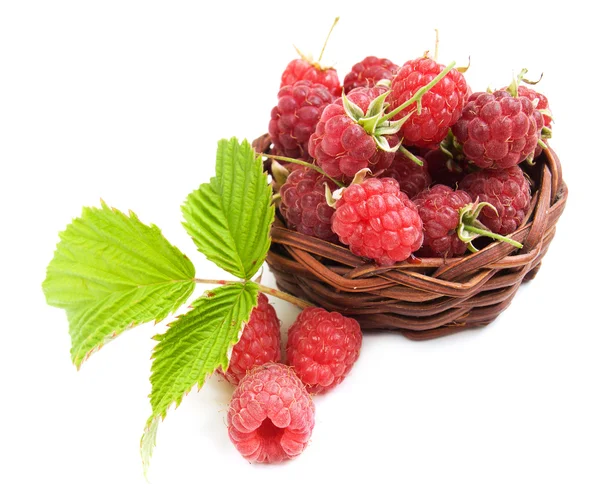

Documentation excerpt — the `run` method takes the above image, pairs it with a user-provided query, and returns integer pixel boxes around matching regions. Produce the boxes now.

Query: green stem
[397,145,424,166]
[259,153,345,188]
[380,61,456,123]
[193,278,313,310]
[318,17,340,64]
[462,225,523,249]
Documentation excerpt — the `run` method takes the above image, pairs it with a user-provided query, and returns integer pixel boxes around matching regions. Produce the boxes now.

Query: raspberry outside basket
[253,134,568,341]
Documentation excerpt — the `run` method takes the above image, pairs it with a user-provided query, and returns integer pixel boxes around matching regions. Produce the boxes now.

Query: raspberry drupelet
[331,177,423,266]
[279,167,339,242]
[286,307,362,394]
[269,80,334,161]
[389,57,469,149]
[343,56,400,93]
[227,363,315,463]
[459,166,532,235]
[218,293,281,385]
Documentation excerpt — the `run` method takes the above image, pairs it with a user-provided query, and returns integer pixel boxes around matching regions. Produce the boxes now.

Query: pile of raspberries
[270,54,552,265]
[224,47,552,465]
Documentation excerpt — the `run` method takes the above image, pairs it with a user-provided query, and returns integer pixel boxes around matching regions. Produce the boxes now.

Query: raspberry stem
[259,153,345,188]
[397,145,424,166]
[380,61,456,123]
[317,17,340,64]
[461,225,523,249]
[193,278,314,310]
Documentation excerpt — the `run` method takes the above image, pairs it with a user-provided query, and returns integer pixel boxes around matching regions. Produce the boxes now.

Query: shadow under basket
[253,135,568,341]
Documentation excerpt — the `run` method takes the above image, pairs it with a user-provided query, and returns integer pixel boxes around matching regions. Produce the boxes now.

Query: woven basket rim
[254,134,568,340]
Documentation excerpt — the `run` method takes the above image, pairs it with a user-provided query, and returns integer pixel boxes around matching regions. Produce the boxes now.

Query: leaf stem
[193,278,313,310]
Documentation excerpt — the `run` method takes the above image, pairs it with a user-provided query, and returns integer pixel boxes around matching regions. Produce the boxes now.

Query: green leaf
[141,282,259,469]
[42,202,196,367]
[181,137,274,280]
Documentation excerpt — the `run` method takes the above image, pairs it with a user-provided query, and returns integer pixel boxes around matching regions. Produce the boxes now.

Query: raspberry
[512,85,552,157]
[286,307,362,394]
[413,185,473,257]
[343,56,400,93]
[459,166,531,235]
[227,362,315,463]
[308,86,398,181]
[268,80,334,161]
[383,152,431,198]
[218,293,281,385]
[389,57,469,149]
[424,148,467,188]
[452,90,544,169]
[279,167,338,242]
[331,177,424,266]
[281,58,341,97]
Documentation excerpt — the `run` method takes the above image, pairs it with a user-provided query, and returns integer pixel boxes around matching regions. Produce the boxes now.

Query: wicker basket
[253,134,568,340]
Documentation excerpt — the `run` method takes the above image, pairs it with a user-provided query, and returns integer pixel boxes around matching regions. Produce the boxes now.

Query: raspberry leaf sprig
[42,137,308,475]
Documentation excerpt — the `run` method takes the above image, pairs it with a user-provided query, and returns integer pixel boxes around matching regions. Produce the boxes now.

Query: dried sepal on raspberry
[280,18,342,97]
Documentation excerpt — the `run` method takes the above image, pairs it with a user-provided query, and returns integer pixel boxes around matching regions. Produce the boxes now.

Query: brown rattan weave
[254,134,568,340]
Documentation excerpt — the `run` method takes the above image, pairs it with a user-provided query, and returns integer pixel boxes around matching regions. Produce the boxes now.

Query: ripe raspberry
[332,177,424,266]
[269,80,334,161]
[343,56,400,93]
[308,86,398,181]
[279,167,338,242]
[512,85,552,157]
[389,57,469,149]
[383,152,431,198]
[459,166,531,235]
[281,58,342,97]
[452,90,544,169]
[286,307,362,394]
[218,293,281,385]
[413,185,473,257]
[424,148,467,188]
[227,362,315,463]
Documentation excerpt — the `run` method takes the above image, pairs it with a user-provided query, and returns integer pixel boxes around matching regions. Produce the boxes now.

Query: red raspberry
[228,362,315,463]
[389,57,469,149]
[218,293,281,385]
[279,167,338,242]
[281,58,342,97]
[514,85,552,129]
[308,86,398,181]
[424,148,467,188]
[452,90,544,169]
[286,307,362,394]
[382,153,431,198]
[512,85,552,157]
[459,166,531,235]
[413,185,473,257]
[269,81,333,161]
[332,177,424,266]
[343,56,400,93]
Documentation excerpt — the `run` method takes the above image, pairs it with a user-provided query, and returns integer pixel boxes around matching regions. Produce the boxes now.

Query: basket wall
[254,135,568,340]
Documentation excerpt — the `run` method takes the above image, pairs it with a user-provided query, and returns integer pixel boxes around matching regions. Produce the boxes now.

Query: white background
[1,1,598,491]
